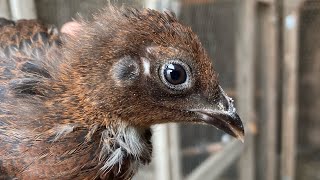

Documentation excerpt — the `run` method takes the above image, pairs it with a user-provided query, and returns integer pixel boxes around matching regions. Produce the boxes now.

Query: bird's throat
[97,123,153,178]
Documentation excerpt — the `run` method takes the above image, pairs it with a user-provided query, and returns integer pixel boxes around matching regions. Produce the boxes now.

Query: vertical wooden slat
[9,0,37,20]
[0,0,11,19]
[153,124,182,180]
[144,0,181,16]
[281,0,301,180]
[235,0,256,180]
[256,1,278,180]
[168,124,182,180]
[264,4,278,179]
[153,125,171,180]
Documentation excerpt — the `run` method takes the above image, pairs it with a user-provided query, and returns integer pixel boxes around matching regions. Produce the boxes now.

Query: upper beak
[190,87,245,142]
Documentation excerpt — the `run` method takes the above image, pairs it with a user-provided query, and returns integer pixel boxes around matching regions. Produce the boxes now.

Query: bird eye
[164,64,187,85]
[159,60,192,91]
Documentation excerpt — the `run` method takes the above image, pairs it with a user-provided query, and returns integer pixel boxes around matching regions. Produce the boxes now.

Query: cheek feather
[141,57,151,76]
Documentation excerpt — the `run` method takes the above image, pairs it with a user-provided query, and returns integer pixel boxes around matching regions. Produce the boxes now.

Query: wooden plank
[280,0,302,180]
[152,124,182,180]
[186,139,244,180]
[235,0,256,180]
[168,124,182,180]
[256,1,278,180]
[9,0,37,20]
[144,0,181,16]
[0,0,11,19]
[153,125,171,180]
[153,124,182,180]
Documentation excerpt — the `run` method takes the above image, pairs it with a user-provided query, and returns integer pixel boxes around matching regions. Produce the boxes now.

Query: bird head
[65,7,244,141]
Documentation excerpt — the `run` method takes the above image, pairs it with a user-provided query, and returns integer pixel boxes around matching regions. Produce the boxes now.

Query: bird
[0,6,244,180]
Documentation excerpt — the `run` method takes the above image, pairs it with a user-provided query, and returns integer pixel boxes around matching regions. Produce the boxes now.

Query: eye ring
[159,60,192,91]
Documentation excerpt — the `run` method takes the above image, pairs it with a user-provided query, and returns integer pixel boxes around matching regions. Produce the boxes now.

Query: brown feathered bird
[0,7,244,180]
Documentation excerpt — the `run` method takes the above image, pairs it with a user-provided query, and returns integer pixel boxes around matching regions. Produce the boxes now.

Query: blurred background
[0,0,319,180]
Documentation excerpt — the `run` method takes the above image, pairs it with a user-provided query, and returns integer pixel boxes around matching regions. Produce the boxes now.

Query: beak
[190,86,245,142]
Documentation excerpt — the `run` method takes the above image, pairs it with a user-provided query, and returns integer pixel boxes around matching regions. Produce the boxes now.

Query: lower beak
[194,109,244,142]
[190,86,245,142]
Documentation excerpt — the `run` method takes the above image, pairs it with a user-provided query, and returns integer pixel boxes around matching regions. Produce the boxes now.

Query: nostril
[217,94,229,111]
[224,97,230,111]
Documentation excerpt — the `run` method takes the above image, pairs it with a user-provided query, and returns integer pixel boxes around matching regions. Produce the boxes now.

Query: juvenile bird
[0,7,244,180]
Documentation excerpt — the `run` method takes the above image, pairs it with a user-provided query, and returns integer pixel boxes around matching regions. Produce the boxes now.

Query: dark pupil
[164,64,187,85]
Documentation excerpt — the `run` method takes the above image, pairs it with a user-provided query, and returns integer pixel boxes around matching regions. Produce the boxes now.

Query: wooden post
[144,0,181,16]
[256,1,278,180]
[235,0,256,180]
[280,0,301,180]
[0,0,11,19]
[153,124,182,180]
[153,125,171,180]
[9,0,37,20]
[168,124,182,180]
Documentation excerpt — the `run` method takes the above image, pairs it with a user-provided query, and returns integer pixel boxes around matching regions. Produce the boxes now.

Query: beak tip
[231,125,245,143]
[237,133,245,143]
[226,113,245,142]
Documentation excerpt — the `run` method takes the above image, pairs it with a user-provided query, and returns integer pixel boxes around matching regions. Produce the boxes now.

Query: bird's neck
[48,90,153,177]
[97,123,153,177]
[50,72,153,177]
